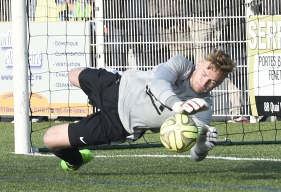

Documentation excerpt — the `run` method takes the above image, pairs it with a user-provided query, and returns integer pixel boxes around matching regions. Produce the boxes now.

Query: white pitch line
[27,153,281,162]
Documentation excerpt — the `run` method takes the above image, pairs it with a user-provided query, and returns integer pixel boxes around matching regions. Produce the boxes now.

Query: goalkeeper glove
[172,98,209,114]
[197,125,218,152]
[190,125,218,162]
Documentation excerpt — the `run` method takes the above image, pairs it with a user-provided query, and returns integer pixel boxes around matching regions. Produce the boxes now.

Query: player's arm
[148,55,194,104]
[149,56,209,114]
[190,125,218,161]
[188,107,219,162]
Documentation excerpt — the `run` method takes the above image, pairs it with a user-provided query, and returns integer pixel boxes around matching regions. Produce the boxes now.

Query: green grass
[1,121,281,192]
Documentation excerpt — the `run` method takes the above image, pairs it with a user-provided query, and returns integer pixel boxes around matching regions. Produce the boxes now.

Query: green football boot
[61,149,93,171]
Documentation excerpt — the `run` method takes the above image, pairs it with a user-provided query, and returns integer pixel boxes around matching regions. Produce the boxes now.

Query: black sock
[52,148,82,166]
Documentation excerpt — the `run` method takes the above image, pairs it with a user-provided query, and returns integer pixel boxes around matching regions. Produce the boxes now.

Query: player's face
[190,60,226,94]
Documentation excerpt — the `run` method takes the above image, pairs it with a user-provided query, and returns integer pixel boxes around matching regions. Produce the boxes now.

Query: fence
[1,0,281,119]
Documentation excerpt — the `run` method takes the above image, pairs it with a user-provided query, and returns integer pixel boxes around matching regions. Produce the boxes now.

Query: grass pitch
[1,121,281,192]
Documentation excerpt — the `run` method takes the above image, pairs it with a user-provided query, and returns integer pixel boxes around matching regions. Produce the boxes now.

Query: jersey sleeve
[148,55,194,105]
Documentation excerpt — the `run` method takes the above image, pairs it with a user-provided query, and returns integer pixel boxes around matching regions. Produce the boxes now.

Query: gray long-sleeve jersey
[118,55,212,141]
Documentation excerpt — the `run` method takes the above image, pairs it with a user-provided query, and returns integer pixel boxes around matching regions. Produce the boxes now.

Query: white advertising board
[0,22,93,116]
[248,16,281,116]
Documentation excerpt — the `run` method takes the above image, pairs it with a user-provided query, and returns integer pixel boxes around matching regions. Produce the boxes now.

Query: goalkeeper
[43,49,236,171]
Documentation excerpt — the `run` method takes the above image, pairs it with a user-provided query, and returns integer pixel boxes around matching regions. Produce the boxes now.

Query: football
[160,114,198,153]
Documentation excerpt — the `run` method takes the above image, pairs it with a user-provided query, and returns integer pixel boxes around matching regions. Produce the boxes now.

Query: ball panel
[160,114,198,153]
[160,128,175,150]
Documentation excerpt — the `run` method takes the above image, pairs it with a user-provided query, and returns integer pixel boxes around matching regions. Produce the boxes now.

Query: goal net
[3,0,281,153]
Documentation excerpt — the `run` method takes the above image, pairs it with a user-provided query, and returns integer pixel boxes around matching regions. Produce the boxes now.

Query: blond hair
[205,49,236,75]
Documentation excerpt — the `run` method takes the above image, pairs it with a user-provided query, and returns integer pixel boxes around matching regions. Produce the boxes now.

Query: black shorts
[68,68,130,147]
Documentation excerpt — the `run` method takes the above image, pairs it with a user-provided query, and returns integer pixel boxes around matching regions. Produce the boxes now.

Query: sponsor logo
[79,137,87,145]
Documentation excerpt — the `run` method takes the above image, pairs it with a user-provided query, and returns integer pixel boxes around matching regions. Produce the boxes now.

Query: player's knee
[43,128,62,150]
[43,124,70,150]
[43,129,54,149]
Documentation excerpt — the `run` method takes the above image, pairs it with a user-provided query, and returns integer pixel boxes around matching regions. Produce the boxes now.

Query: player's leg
[68,67,86,88]
[43,123,92,171]
[45,68,128,171]
[45,110,128,171]
[43,124,70,149]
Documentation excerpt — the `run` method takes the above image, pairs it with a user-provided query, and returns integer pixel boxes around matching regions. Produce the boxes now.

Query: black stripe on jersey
[145,85,172,115]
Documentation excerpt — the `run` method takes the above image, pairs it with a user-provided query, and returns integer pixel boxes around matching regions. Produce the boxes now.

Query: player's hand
[172,98,209,114]
[197,125,218,152]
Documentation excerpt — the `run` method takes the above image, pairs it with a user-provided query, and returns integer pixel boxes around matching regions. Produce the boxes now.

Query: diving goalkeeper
[43,49,236,171]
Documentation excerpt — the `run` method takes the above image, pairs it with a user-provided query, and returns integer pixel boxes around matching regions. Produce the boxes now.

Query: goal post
[11,0,31,154]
